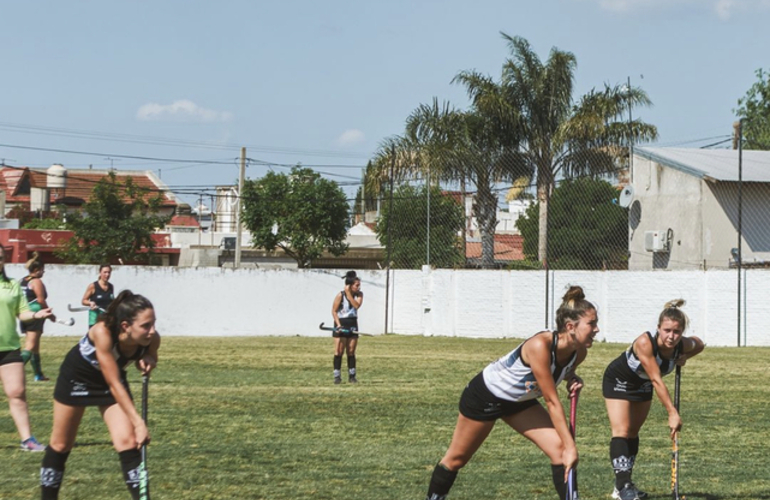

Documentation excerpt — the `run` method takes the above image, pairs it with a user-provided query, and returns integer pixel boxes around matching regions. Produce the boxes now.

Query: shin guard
[426,462,458,500]
[119,449,143,500]
[41,447,70,500]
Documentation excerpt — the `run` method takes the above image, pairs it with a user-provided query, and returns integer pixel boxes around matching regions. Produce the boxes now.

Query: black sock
[333,355,342,377]
[551,464,567,499]
[41,447,70,500]
[31,353,43,377]
[119,449,143,500]
[426,462,458,500]
[610,437,633,490]
[347,355,356,376]
[628,436,639,481]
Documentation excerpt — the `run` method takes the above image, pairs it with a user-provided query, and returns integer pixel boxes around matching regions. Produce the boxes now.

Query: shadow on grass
[73,440,113,448]
[649,494,770,500]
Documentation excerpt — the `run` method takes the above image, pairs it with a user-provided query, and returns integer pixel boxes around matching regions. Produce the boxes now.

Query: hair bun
[344,270,357,280]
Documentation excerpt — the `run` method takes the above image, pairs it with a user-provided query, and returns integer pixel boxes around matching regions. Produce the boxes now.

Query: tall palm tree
[500,33,658,262]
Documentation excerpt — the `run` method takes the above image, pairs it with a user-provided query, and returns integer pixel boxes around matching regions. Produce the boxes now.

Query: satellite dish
[618,185,634,208]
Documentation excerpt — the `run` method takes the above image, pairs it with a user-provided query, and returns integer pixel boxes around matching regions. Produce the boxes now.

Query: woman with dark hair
[330,270,363,384]
[41,290,160,500]
[81,264,114,328]
[20,251,57,381]
[603,299,704,500]
[425,286,598,500]
[0,247,53,451]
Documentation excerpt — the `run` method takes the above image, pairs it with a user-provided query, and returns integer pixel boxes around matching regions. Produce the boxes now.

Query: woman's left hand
[137,356,157,376]
[567,375,583,397]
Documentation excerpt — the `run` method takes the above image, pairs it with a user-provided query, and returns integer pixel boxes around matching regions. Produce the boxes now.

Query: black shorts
[458,372,540,421]
[53,345,132,407]
[20,318,45,334]
[0,349,23,366]
[602,371,653,402]
[333,317,359,339]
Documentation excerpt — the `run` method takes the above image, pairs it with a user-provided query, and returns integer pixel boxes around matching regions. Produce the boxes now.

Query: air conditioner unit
[644,230,670,253]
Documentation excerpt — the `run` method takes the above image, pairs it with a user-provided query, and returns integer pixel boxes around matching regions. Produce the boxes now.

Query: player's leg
[346,337,358,383]
[606,397,652,499]
[101,403,143,500]
[425,414,495,500]
[42,401,86,499]
[0,359,38,444]
[25,330,48,381]
[333,336,344,384]
[503,402,568,499]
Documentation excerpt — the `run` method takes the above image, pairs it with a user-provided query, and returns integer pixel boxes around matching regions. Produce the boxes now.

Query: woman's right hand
[134,420,150,449]
[562,445,579,480]
[668,411,682,439]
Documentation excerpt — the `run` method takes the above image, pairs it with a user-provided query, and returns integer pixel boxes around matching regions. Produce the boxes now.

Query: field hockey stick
[566,389,580,500]
[55,318,75,326]
[139,375,151,500]
[67,304,89,312]
[318,322,374,337]
[671,365,682,500]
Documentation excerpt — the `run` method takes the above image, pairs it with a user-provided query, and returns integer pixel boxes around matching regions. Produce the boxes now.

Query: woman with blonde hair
[602,299,704,500]
[424,285,599,500]
[20,251,57,381]
[0,247,54,451]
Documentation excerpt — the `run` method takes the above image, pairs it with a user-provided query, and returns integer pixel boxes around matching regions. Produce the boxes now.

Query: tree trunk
[536,162,554,264]
[476,182,498,269]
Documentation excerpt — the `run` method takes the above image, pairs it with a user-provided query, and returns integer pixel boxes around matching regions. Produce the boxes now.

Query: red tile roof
[465,234,524,262]
[0,167,177,208]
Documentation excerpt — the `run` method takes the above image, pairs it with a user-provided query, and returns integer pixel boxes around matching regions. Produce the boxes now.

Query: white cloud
[585,0,770,18]
[136,100,233,123]
[336,129,365,147]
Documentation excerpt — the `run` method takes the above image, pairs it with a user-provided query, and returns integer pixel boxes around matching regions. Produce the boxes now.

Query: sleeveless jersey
[19,275,44,312]
[88,281,114,325]
[337,291,359,319]
[77,331,148,372]
[482,331,577,402]
[604,330,683,384]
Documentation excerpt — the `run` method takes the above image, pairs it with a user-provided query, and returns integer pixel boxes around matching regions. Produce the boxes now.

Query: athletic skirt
[458,371,540,421]
[20,318,45,334]
[333,317,359,339]
[0,349,23,366]
[54,344,132,407]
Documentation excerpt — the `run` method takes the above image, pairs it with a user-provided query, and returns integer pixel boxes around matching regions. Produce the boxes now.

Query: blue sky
[1,0,768,206]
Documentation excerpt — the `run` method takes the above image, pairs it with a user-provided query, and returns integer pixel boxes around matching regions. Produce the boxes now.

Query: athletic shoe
[334,376,342,385]
[349,375,358,384]
[20,436,45,452]
[34,374,50,382]
[612,483,647,500]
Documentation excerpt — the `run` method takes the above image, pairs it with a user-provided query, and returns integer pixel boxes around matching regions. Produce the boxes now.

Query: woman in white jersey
[424,286,598,500]
[330,270,363,384]
[602,299,704,500]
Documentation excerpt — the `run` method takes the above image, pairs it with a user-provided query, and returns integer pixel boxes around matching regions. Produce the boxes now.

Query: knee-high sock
[21,349,31,364]
[31,353,43,377]
[610,437,633,489]
[426,462,458,500]
[333,355,342,377]
[41,447,70,500]
[551,464,567,499]
[119,449,143,500]
[347,355,356,376]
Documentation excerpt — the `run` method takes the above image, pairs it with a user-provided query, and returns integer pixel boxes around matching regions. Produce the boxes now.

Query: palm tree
[500,33,658,262]
[368,93,530,268]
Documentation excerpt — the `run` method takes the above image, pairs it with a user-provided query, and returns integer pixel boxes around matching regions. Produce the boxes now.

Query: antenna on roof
[618,185,634,208]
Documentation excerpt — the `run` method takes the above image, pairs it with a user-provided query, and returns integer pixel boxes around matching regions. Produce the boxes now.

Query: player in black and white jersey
[40,290,160,500]
[81,264,115,328]
[602,299,704,500]
[424,286,599,500]
[330,270,363,384]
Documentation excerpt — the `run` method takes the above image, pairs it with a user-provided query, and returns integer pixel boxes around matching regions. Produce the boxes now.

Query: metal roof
[634,147,770,182]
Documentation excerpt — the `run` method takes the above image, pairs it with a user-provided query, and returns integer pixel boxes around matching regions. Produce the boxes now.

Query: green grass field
[1,335,768,500]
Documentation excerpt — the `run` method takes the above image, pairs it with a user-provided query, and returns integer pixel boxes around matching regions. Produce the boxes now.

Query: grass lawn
[1,335,768,499]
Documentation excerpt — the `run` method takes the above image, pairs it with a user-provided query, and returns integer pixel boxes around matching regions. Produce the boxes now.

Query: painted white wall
[15,265,769,347]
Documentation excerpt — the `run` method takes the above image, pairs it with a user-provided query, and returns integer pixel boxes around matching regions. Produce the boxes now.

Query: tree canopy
[57,171,169,264]
[735,68,770,150]
[516,177,628,269]
[241,166,350,267]
[375,184,465,269]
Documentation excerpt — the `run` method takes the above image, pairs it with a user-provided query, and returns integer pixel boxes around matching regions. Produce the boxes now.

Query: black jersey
[88,281,114,326]
[603,331,683,400]
[19,276,44,312]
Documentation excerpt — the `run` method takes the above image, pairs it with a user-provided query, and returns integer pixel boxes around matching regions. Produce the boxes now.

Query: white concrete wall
[14,265,770,347]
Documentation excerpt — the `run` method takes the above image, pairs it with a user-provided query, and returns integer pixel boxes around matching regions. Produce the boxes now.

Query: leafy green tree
[23,216,67,230]
[57,172,170,264]
[516,177,628,269]
[735,68,770,150]
[376,184,465,269]
[241,166,350,268]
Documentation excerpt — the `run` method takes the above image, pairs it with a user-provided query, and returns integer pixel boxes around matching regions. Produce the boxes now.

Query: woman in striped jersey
[425,285,599,500]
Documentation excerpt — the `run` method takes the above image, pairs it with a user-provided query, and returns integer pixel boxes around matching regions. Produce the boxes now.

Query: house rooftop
[635,147,770,183]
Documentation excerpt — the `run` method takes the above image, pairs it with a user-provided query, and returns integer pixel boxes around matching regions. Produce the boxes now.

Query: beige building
[628,147,770,270]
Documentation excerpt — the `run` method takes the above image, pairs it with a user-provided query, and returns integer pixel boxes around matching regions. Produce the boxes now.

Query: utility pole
[234,147,246,268]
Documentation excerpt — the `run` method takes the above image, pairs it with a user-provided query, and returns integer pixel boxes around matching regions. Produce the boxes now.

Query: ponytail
[658,299,688,331]
[554,285,596,332]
